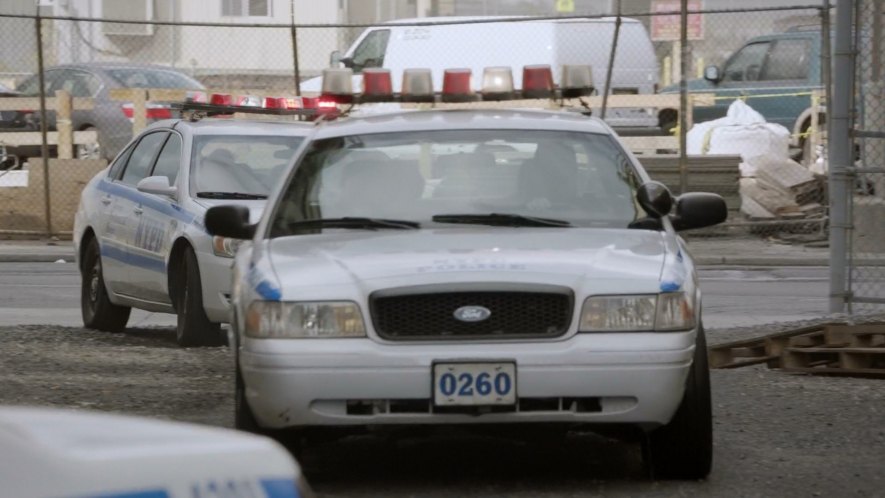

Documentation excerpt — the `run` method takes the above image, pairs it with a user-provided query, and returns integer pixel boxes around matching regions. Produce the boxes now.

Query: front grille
[371,288,573,340]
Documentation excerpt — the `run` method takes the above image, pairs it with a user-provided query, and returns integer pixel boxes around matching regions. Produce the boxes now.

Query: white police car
[0,406,312,498]
[208,67,727,478]
[73,99,313,346]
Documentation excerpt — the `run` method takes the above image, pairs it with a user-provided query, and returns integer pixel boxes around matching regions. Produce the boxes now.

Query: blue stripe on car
[82,489,170,498]
[101,241,167,274]
[259,478,301,498]
[97,179,198,225]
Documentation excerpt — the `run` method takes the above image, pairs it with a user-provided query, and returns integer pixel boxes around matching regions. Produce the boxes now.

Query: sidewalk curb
[0,253,75,263]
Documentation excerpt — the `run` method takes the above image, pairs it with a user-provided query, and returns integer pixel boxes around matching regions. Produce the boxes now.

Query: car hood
[266,228,674,298]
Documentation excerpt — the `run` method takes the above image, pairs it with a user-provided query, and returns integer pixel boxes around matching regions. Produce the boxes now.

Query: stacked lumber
[739,159,827,224]
[709,322,885,378]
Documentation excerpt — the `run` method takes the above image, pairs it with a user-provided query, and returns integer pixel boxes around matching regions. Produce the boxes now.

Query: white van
[300,16,659,128]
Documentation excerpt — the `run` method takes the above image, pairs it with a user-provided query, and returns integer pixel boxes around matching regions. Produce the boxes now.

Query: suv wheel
[81,237,131,332]
[174,246,223,347]
[644,325,713,480]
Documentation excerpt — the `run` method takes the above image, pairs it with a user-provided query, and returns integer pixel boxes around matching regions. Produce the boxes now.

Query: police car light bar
[173,92,335,118]
[320,64,595,104]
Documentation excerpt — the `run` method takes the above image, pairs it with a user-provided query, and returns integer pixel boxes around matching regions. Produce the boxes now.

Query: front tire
[80,237,131,332]
[645,325,713,480]
[174,247,223,347]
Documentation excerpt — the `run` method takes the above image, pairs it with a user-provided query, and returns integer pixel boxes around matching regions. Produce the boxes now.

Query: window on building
[221,0,270,17]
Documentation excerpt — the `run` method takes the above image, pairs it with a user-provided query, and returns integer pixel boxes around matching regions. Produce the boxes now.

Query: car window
[270,129,642,237]
[761,39,811,81]
[106,68,204,89]
[16,70,58,96]
[51,69,102,97]
[120,132,168,186]
[350,29,391,73]
[722,42,770,83]
[191,135,304,196]
[108,143,136,180]
[151,134,182,186]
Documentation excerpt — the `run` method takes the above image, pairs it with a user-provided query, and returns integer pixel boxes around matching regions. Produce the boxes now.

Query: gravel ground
[2,319,884,497]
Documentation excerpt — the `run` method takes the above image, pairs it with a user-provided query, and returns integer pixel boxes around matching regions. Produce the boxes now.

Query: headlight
[244,301,366,338]
[212,236,242,258]
[579,293,695,332]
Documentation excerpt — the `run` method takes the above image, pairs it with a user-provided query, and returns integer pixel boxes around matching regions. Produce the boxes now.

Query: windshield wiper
[196,192,268,200]
[432,213,572,228]
[288,217,420,231]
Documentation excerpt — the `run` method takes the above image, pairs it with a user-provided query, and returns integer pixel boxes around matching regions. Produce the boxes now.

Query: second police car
[73,97,314,346]
[209,66,728,479]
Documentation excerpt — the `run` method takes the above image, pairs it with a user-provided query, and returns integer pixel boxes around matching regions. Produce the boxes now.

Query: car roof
[147,118,315,136]
[47,62,188,72]
[311,109,612,140]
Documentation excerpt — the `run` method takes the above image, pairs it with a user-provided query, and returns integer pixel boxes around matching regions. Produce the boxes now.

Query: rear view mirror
[703,65,721,83]
[636,181,674,218]
[330,50,342,67]
[671,193,728,231]
[136,176,176,198]
[205,205,255,240]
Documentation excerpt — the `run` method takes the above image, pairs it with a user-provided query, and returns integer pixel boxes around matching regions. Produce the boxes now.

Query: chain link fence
[849,0,885,310]
[0,4,837,246]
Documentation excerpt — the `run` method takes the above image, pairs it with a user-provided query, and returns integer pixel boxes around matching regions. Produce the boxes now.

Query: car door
[112,131,169,298]
[694,41,771,124]
[127,132,183,303]
[750,37,815,130]
[96,143,136,294]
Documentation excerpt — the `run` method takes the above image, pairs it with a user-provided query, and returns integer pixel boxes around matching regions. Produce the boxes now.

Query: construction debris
[709,322,885,378]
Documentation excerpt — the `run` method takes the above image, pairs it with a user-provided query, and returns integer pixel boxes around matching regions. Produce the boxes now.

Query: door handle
[133,207,143,215]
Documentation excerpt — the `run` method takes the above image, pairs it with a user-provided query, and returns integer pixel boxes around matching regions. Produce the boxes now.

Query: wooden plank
[785,347,885,354]
[0,130,97,146]
[55,90,73,160]
[780,367,885,378]
[621,135,678,151]
[0,96,93,111]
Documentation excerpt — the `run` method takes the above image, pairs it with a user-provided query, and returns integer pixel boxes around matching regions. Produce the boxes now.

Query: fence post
[56,90,73,160]
[132,89,148,135]
[35,14,52,237]
[678,0,689,193]
[829,0,855,313]
[600,0,622,120]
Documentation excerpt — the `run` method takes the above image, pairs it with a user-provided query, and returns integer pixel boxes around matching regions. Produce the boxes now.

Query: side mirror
[340,56,355,69]
[636,181,674,218]
[205,205,255,240]
[136,176,177,198]
[330,50,342,67]
[671,192,728,231]
[703,65,721,83]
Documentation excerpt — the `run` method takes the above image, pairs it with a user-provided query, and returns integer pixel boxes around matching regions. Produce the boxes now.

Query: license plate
[433,362,516,406]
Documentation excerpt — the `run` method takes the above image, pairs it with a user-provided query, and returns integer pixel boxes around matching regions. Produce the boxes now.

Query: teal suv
[660,28,825,160]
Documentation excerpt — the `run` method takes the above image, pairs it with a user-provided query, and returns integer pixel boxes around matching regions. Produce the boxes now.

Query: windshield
[191,135,304,198]
[270,129,642,237]
[107,68,204,89]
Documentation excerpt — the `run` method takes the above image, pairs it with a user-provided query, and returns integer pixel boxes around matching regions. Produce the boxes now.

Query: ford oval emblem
[454,305,492,322]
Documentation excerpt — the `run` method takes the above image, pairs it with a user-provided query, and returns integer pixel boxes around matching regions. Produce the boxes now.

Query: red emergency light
[441,68,474,103]
[522,65,554,99]
[361,68,394,102]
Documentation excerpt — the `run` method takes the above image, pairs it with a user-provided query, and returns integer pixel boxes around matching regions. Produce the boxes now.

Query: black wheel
[81,237,131,332]
[174,246,223,347]
[645,325,713,480]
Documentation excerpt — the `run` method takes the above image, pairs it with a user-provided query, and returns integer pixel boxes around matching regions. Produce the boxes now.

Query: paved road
[0,262,831,331]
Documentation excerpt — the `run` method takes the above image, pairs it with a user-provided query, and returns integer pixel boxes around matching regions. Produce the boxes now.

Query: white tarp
[687,100,791,177]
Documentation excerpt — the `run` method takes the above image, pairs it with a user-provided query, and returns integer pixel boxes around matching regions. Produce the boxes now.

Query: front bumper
[240,330,696,429]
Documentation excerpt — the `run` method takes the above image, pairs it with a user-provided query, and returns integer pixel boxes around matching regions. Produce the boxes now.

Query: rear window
[107,69,204,89]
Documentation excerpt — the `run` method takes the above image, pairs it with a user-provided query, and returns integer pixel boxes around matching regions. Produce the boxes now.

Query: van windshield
[270,129,643,237]
[349,29,391,73]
